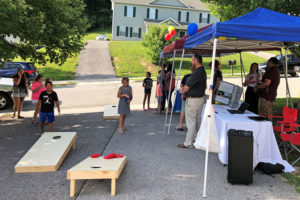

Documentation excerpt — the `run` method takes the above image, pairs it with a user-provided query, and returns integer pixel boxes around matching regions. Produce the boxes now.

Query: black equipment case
[227,129,253,185]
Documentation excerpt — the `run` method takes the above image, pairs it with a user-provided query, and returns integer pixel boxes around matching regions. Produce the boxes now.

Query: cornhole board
[67,156,127,197]
[103,105,119,120]
[15,132,77,173]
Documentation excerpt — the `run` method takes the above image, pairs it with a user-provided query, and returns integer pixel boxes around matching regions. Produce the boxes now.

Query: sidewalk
[77,110,299,200]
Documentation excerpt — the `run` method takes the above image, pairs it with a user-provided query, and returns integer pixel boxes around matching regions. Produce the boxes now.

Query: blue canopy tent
[180,7,300,197]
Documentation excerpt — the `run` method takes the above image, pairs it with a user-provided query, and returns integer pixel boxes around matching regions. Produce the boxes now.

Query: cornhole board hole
[15,132,77,173]
[103,105,119,120]
[67,156,127,197]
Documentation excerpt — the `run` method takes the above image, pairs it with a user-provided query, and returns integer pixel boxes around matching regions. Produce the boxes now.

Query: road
[76,40,116,80]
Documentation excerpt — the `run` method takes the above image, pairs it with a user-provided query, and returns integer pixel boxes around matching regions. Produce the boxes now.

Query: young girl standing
[117,77,133,134]
[142,72,153,111]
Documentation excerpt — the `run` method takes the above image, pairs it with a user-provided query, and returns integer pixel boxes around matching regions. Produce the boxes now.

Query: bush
[143,24,177,64]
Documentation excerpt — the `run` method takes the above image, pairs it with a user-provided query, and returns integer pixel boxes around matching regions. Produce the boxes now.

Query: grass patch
[109,41,158,77]
[282,171,300,193]
[109,41,267,78]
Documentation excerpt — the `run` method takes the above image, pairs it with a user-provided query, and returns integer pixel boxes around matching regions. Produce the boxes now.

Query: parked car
[0,77,13,110]
[0,62,39,85]
[259,54,299,77]
[96,34,108,41]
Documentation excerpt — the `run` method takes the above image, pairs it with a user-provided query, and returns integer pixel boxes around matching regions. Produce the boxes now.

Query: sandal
[118,128,124,134]
[177,144,194,149]
[11,114,15,118]
[18,116,24,119]
[176,127,184,131]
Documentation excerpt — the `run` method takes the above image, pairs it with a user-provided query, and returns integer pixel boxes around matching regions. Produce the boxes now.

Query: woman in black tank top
[12,67,28,119]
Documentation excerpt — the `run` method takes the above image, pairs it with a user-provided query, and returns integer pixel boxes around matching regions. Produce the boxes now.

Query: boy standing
[37,81,60,133]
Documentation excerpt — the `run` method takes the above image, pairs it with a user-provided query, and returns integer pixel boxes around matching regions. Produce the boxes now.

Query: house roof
[111,0,209,11]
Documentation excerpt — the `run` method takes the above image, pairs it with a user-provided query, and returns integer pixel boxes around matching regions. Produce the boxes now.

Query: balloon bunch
[165,26,176,41]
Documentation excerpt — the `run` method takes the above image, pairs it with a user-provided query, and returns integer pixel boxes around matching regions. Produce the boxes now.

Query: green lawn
[109,41,267,78]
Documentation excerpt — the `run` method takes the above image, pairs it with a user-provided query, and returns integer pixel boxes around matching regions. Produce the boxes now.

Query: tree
[202,0,300,21]
[84,0,112,31]
[201,0,300,58]
[0,0,89,65]
[143,24,177,64]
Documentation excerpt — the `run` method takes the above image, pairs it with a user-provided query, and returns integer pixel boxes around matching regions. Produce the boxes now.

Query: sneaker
[142,108,145,112]
[148,108,153,110]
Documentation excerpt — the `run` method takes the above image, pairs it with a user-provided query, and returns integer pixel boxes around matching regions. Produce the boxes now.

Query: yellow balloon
[168,26,175,32]
[219,37,227,41]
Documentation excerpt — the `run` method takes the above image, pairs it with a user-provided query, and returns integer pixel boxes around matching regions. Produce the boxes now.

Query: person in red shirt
[254,57,280,118]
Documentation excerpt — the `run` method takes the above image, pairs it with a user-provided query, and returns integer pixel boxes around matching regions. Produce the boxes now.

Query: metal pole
[164,50,176,137]
[161,60,165,139]
[239,52,245,100]
[167,50,185,135]
[203,38,218,198]
[284,48,293,107]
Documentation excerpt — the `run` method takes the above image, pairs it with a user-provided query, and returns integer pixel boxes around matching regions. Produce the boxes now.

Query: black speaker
[227,129,253,185]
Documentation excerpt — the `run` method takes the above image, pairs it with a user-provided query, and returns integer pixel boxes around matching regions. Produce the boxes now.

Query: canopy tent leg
[164,50,176,138]
[239,52,245,101]
[167,50,185,135]
[203,38,218,198]
[281,48,293,107]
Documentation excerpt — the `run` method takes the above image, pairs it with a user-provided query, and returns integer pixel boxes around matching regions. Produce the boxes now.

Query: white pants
[184,97,204,147]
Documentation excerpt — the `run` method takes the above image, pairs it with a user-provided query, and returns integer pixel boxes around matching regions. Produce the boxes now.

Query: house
[111,0,219,41]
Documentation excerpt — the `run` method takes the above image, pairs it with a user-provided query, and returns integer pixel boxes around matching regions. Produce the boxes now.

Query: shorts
[157,96,163,103]
[40,112,55,123]
[12,87,26,98]
[145,88,152,94]
[181,100,186,112]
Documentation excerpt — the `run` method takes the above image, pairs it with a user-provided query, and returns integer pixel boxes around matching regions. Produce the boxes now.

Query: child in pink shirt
[31,75,46,123]
[155,79,163,114]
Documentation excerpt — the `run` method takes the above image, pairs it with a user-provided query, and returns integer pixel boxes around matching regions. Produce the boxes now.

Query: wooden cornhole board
[103,105,119,120]
[67,156,127,197]
[14,132,77,173]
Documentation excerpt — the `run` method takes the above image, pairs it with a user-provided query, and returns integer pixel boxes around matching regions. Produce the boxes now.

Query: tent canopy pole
[239,52,245,100]
[203,37,218,198]
[164,50,177,138]
[167,50,185,135]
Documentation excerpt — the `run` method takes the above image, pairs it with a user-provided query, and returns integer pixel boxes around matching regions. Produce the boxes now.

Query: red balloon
[170,29,176,36]
[165,34,171,41]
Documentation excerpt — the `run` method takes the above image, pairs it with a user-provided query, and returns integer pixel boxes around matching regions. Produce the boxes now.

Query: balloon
[219,37,227,41]
[170,29,176,37]
[165,34,171,41]
[187,23,198,36]
[168,26,175,32]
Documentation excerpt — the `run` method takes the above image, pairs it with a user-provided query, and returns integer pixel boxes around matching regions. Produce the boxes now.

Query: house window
[179,31,186,38]
[201,13,211,24]
[147,8,158,19]
[118,26,128,37]
[178,11,189,22]
[124,6,136,18]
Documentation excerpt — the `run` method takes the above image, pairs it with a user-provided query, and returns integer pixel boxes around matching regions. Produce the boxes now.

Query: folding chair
[290,132,300,165]
[272,106,298,135]
[279,123,300,165]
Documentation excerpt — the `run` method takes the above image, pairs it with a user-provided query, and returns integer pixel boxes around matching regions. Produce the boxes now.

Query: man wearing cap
[178,54,207,148]
[255,57,280,118]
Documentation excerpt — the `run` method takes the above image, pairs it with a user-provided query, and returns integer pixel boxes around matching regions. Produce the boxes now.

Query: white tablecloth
[204,105,294,172]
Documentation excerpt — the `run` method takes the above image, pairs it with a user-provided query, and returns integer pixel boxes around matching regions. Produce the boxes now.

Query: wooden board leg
[111,178,116,196]
[70,179,76,197]
[72,142,76,150]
